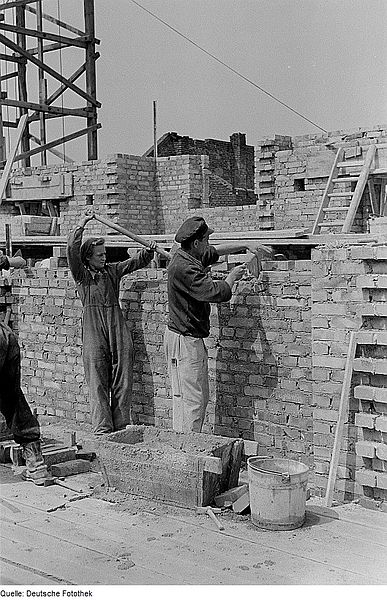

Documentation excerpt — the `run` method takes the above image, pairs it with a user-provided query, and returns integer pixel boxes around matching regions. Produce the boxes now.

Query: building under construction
[0,2,387,584]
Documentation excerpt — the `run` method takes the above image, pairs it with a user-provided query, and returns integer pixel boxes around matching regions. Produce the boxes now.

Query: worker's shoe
[22,440,49,485]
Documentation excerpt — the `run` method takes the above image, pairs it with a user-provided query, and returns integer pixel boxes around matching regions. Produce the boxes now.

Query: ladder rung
[328,192,354,197]
[319,220,346,227]
[322,207,349,212]
[337,161,364,168]
[332,177,358,183]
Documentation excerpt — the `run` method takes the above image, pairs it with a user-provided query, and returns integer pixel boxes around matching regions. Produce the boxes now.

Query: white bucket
[247,457,309,530]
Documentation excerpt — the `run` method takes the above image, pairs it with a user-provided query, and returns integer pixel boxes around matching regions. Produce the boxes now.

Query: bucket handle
[255,466,291,483]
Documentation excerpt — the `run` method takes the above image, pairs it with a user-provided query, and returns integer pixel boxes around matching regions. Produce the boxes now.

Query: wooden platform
[1,463,386,586]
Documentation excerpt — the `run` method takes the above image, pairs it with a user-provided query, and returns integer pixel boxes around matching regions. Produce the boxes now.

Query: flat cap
[175,216,214,243]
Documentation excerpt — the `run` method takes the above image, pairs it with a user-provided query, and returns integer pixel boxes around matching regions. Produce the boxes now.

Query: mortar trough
[92,425,243,508]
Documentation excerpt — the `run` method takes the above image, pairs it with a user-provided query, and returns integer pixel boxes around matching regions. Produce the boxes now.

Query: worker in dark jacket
[0,253,49,484]
[165,216,271,433]
[67,210,157,434]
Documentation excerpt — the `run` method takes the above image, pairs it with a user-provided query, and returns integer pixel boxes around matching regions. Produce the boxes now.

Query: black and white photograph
[0,0,386,595]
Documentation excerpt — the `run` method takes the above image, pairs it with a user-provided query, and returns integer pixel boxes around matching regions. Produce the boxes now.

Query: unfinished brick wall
[4,242,387,505]
[150,131,256,201]
[0,155,158,241]
[311,243,387,506]
[156,155,259,234]
[257,125,387,232]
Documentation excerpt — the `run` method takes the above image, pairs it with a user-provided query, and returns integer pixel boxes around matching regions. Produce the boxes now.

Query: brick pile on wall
[255,135,292,230]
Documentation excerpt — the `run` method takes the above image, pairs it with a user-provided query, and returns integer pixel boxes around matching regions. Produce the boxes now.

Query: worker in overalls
[0,253,49,484]
[67,210,156,434]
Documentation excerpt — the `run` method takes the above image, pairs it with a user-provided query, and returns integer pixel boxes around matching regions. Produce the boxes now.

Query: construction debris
[214,484,248,508]
[232,490,250,514]
[197,506,224,531]
[50,459,91,478]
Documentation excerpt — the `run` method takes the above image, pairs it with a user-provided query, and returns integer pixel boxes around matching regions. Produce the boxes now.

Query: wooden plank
[0,23,88,48]
[25,5,86,37]
[0,0,36,10]
[0,114,28,204]
[0,97,89,118]
[324,331,357,507]
[14,124,101,162]
[212,228,308,239]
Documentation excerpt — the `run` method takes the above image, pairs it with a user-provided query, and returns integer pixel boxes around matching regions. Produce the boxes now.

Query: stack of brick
[311,242,387,506]
[255,135,292,230]
[352,245,387,509]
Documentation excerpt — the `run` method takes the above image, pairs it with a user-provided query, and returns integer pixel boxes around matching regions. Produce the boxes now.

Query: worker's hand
[78,209,95,228]
[245,243,272,258]
[8,255,26,269]
[226,264,245,288]
[147,241,157,253]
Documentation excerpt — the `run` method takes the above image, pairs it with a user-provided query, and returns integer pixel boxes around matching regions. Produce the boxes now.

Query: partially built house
[0,1,387,511]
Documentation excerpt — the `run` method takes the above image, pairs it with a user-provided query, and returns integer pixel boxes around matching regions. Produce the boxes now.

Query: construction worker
[67,210,157,435]
[164,216,271,433]
[0,253,49,485]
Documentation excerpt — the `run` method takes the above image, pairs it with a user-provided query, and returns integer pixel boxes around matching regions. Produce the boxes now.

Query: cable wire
[129,0,328,133]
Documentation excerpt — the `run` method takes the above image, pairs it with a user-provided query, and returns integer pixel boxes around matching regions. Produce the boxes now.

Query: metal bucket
[247,457,309,530]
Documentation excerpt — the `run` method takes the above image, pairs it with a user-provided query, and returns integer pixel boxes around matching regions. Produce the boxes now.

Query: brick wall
[3,241,387,505]
[156,155,259,233]
[5,261,312,464]
[311,243,387,506]
[256,124,387,232]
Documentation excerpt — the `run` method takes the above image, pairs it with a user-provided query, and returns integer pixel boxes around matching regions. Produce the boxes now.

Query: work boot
[22,440,49,485]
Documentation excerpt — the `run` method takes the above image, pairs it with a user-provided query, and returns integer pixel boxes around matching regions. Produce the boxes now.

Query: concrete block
[232,490,250,514]
[355,469,377,487]
[355,441,376,458]
[243,440,259,456]
[214,484,248,508]
[50,459,91,478]
[375,443,387,461]
[354,413,376,429]
[375,416,387,433]
[376,473,387,490]
[42,447,77,468]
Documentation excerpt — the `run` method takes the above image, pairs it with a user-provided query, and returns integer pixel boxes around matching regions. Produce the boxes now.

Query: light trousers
[164,327,209,433]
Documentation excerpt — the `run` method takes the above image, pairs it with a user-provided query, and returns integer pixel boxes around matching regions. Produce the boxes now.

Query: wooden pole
[324,331,357,508]
[93,213,171,261]
[36,0,46,165]
[5,223,12,257]
[0,113,28,203]
[153,100,157,161]
[15,4,30,166]
[83,0,98,160]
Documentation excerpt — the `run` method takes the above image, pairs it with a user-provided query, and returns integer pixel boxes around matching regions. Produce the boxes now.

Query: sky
[1,0,387,162]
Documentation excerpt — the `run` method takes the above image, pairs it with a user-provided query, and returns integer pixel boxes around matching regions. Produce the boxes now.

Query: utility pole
[153,100,157,161]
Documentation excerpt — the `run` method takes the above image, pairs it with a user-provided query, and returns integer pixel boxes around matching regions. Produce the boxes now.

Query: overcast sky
[3,0,387,162]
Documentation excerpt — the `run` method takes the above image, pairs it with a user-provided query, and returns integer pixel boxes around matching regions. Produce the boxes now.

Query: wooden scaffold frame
[0,0,101,167]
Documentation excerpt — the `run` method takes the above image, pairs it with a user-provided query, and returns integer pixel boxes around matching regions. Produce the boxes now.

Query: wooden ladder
[312,144,377,234]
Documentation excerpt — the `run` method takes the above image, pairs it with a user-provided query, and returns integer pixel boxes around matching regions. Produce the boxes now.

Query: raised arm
[214,242,272,259]
[67,211,95,282]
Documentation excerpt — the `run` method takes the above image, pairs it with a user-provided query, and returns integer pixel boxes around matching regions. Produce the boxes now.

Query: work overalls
[67,227,153,434]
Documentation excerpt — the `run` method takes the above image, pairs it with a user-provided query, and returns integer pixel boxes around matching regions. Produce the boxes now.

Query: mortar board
[175,217,214,243]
